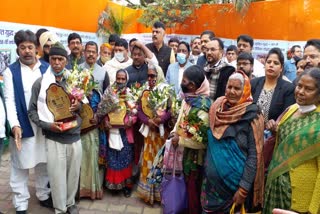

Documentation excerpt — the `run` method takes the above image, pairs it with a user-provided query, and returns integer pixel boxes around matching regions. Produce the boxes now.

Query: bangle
[238,187,248,197]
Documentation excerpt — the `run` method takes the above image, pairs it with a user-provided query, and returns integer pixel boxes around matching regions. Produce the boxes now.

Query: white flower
[189,126,197,135]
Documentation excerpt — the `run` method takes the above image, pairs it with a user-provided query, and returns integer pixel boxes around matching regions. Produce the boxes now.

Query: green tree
[135,0,263,29]
[97,7,125,41]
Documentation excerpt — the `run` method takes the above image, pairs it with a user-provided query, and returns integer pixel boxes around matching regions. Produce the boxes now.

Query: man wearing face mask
[103,38,133,85]
[166,41,193,95]
[96,43,113,67]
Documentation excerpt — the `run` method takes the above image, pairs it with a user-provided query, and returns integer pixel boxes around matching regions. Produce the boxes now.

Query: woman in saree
[170,65,212,214]
[264,67,320,214]
[98,69,137,197]
[136,64,172,204]
[79,87,103,199]
[201,71,265,213]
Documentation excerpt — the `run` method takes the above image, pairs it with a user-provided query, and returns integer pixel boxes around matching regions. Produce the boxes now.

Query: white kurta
[103,57,133,85]
[3,60,47,169]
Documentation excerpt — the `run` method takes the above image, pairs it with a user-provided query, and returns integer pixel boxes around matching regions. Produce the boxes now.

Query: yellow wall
[1,0,320,40]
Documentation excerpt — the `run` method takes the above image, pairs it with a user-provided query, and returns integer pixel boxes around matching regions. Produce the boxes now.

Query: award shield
[108,96,127,126]
[46,83,77,131]
[80,103,95,132]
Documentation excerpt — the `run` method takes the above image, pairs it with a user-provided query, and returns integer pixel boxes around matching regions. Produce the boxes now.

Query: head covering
[195,77,210,96]
[39,31,59,49]
[100,43,112,50]
[49,42,68,59]
[234,70,253,105]
[148,64,165,83]
[115,69,129,84]
[209,70,254,139]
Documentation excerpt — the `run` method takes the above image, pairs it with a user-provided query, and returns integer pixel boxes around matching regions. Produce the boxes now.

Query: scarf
[37,67,56,123]
[236,70,253,105]
[209,96,265,207]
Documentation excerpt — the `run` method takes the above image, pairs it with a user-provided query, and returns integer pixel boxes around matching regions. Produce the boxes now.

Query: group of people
[0,20,319,214]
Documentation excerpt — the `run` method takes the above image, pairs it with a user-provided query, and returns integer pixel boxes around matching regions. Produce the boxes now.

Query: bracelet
[238,187,248,197]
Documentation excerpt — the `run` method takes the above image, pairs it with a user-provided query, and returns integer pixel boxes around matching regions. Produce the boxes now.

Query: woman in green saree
[264,67,320,214]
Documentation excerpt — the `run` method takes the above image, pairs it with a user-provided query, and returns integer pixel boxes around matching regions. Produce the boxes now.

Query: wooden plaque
[141,90,153,118]
[46,83,74,122]
[108,99,126,126]
[80,103,95,130]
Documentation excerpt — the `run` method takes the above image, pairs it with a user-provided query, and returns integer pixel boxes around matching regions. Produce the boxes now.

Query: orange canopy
[1,0,319,40]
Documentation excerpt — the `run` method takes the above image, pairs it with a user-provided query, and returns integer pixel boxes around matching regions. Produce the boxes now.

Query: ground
[0,151,162,214]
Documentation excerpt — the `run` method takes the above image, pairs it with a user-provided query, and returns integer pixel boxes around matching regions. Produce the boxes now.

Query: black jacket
[250,76,295,121]
[146,43,172,76]
[214,65,235,100]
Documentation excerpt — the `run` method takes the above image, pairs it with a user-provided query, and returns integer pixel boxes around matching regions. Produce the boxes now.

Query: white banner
[0,21,307,75]
[0,21,97,74]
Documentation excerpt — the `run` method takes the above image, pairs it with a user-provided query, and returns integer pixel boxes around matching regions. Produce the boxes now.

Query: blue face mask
[176,53,187,65]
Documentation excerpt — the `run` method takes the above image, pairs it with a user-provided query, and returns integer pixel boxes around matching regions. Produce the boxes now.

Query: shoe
[67,205,79,214]
[123,187,132,198]
[16,211,27,214]
[40,196,54,209]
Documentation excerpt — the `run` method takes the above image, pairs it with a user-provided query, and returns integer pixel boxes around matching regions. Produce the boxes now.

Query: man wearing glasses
[236,52,254,79]
[66,33,85,69]
[203,38,235,100]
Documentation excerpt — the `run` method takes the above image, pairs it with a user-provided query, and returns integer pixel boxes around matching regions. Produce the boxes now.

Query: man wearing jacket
[3,30,52,214]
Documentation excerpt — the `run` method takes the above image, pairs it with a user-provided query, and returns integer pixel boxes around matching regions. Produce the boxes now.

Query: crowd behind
[0,21,319,214]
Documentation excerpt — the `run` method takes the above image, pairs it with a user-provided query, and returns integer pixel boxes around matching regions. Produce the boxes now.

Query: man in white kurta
[103,38,133,85]
[3,30,51,213]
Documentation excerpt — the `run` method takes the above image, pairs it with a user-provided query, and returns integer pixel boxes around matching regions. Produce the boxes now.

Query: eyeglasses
[69,41,81,46]
[236,62,251,66]
[205,47,221,52]
[148,74,157,78]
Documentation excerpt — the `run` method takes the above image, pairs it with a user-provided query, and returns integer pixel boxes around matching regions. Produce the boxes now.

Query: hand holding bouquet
[147,85,173,137]
[96,86,120,118]
[66,65,98,101]
[179,107,209,145]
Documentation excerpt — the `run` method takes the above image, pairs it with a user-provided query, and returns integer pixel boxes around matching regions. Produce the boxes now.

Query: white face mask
[115,52,125,62]
[298,104,317,114]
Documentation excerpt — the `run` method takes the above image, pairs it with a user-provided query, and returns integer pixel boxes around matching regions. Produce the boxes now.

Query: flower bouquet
[168,94,182,128]
[66,65,97,102]
[148,85,172,137]
[179,107,209,145]
[96,86,120,118]
[126,82,146,114]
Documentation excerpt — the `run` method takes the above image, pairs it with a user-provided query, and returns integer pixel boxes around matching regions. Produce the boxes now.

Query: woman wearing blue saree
[201,71,264,213]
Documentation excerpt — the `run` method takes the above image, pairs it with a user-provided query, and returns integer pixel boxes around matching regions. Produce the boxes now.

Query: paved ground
[0,150,162,214]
